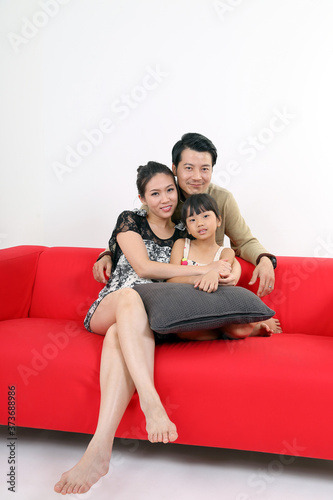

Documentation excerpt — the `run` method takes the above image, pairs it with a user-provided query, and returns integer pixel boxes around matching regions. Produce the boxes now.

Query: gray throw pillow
[133,283,275,334]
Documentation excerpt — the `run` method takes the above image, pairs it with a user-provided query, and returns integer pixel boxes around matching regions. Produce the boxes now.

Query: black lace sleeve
[108,211,142,253]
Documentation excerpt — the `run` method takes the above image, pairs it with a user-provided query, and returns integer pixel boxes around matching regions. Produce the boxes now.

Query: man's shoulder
[207,183,233,201]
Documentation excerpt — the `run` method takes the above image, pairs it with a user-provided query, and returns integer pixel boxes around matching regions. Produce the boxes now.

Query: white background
[1,0,333,257]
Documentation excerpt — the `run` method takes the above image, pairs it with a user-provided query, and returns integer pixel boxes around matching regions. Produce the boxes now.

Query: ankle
[140,393,163,414]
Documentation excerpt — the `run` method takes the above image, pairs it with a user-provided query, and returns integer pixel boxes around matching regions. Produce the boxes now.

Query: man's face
[172,148,213,198]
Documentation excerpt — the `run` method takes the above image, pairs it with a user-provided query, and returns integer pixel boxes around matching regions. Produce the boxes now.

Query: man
[93,133,276,297]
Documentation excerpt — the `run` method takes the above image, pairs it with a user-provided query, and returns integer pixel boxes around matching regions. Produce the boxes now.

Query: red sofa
[1,245,333,460]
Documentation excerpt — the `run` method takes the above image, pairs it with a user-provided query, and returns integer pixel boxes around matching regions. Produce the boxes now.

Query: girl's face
[140,173,178,219]
[185,209,221,239]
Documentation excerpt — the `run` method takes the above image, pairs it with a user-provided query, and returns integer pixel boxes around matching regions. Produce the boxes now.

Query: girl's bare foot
[223,317,282,339]
[54,438,111,495]
[250,317,283,337]
[264,317,283,333]
[141,399,178,444]
[250,322,273,337]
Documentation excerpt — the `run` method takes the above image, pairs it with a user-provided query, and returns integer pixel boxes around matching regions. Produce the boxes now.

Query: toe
[169,431,178,442]
[66,483,74,495]
[162,432,169,444]
[54,482,63,493]
[78,484,90,494]
[157,432,163,443]
[72,485,79,494]
[149,433,156,443]
[60,485,69,495]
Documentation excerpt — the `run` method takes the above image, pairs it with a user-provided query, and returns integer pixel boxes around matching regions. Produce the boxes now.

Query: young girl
[54,163,229,496]
[168,193,282,340]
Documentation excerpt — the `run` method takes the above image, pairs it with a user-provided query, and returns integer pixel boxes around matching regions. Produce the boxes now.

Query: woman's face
[140,173,178,219]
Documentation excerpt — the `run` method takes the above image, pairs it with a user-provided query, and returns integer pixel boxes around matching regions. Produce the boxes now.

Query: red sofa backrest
[6,246,331,337]
[29,247,104,321]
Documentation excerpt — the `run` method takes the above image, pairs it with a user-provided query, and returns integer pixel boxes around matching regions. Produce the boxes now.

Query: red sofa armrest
[0,245,46,320]
[237,255,333,337]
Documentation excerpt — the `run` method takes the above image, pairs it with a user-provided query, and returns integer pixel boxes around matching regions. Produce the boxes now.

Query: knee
[117,288,141,308]
[104,324,120,348]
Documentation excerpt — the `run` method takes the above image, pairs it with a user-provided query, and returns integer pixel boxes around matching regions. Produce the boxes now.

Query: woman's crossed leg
[54,288,177,495]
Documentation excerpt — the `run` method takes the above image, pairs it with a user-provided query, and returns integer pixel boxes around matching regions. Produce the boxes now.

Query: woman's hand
[92,255,112,284]
[194,270,219,293]
[218,272,238,287]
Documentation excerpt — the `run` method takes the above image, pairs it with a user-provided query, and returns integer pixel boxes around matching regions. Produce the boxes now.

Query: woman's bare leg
[112,289,178,444]
[54,324,135,495]
[55,289,178,494]
[90,288,177,443]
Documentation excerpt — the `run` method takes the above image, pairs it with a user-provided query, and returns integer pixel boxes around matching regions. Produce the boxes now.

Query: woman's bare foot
[141,398,178,444]
[54,438,111,495]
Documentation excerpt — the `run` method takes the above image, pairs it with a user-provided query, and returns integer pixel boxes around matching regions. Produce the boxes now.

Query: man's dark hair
[172,133,218,169]
[181,193,221,224]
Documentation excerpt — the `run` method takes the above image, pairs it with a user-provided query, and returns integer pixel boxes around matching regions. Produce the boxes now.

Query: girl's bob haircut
[181,193,221,223]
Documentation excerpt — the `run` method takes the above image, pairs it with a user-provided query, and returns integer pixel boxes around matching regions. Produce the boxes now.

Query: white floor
[1,426,332,500]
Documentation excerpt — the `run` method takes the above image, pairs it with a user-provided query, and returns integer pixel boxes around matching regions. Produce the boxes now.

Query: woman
[54,162,230,495]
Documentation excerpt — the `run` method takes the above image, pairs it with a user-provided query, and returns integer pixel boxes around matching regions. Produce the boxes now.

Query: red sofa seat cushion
[1,316,333,459]
[0,318,104,433]
[149,332,333,459]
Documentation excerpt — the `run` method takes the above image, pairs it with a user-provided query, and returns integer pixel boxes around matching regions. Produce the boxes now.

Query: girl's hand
[218,272,238,287]
[194,270,219,293]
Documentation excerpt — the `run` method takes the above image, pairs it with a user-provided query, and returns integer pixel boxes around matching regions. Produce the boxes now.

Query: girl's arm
[167,241,235,290]
[220,248,235,265]
[116,232,226,280]
[167,239,198,284]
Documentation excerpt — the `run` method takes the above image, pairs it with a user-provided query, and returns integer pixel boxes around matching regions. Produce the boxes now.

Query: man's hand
[249,257,275,297]
[92,255,112,284]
